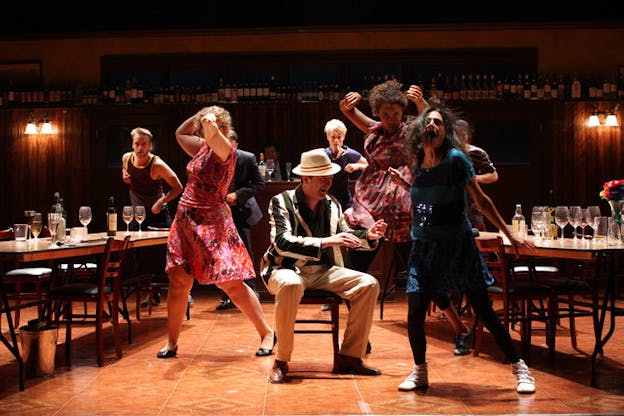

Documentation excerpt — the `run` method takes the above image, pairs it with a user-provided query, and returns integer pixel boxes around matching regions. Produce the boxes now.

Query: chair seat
[5,267,53,278]
[487,280,554,296]
[48,282,112,297]
[537,277,592,292]
[301,289,342,301]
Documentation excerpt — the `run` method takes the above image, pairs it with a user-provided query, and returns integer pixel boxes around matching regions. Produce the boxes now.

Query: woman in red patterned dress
[157,106,275,359]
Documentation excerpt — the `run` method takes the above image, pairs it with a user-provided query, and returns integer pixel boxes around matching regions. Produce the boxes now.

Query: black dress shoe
[256,333,276,356]
[453,331,472,356]
[336,355,381,376]
[156,346,178,359]
[216,298,234,311]
[268,359,288,383]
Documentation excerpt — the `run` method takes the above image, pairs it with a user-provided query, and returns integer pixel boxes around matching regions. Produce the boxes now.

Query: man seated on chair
[261,148,387,384]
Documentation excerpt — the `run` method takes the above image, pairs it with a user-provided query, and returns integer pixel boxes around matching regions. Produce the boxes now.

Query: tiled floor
[1,286,623,415]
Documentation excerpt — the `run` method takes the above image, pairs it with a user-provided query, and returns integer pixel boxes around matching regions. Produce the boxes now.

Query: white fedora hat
[292,148,341,176]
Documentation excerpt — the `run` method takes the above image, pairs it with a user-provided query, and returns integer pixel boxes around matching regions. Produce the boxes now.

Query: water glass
[13,224,28,241]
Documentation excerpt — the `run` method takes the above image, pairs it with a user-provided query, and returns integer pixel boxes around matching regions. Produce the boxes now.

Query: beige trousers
[266,264,379,362]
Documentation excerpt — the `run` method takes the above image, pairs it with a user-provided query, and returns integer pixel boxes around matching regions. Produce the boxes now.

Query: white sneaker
[398,363,428,391]
[511,359,536,394]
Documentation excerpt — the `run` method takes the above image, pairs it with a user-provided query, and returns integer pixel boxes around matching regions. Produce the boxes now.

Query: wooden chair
[46,235,131,366]
[512,258,596,350]
[295,289,342,373]
[0,227,53,329]
[473,235,557,359]
[121,225,189,321]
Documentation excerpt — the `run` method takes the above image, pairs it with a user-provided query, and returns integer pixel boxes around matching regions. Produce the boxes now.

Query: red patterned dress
[344,121,413,243]
[166,143,256,284]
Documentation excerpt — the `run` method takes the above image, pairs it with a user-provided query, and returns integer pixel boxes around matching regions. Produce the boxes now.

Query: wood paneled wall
[1,101,623,232]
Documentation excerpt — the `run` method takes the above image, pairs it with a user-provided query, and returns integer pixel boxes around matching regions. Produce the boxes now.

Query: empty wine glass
[285,162,292,181]
[122,206,134,234]
[134,205,146,232]
[47,212,61,246]
[78,206,92,231]
[555,206,569,241]
[31,213,43,239]
[265,159,275,181]
[568,206,582,241]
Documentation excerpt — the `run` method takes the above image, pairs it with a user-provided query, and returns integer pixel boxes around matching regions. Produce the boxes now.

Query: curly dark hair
[405,98,464,166]
[367,79,408,117]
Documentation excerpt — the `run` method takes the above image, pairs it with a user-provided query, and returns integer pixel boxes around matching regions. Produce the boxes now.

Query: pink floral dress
[166,142,256,284]
[344,121,413,243]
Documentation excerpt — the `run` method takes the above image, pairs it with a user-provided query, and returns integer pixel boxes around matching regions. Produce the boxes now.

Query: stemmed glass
[47,212,61,246]
[568,205,582,241]
[24,210,36,239]
[78,206,92,232]
[134,205,146,232]
[555,206,569,241]
[31,213,43,239]
[122,206,134,234]
[586,205,601,243]
[265,159,275,181]
[285,162,292,181]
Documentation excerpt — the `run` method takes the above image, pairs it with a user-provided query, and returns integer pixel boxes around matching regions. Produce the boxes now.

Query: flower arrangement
[600,180,624,235]
[599,179,624,201]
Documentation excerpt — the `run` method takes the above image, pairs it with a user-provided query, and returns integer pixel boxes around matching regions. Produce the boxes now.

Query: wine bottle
[56,197,67,242]
[106,196,117,236]
[511,204,526,240]
[258,152,267,180]
[547,189,557,239]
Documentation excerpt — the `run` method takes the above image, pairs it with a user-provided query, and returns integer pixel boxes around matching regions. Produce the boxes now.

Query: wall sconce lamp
[24,112,54,134]
[588,105,619,127]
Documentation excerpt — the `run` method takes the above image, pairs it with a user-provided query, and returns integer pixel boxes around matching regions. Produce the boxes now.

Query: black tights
[407,288,519,365]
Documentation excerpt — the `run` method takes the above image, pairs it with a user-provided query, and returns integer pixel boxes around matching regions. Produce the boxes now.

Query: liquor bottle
[511,204,526,240]
[547,189,557,239]
[56,197,67,242]
[106,196,117,236]
[258,152,267,180]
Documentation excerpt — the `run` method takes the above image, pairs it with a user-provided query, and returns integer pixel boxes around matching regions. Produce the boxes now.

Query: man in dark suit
[217,129,265,310]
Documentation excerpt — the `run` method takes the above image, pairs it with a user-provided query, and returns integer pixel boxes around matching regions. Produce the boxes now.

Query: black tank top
[127,154,164,207]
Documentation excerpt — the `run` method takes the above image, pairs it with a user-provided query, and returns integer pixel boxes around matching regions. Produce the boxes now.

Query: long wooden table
[478,231,624,387]
[0,231,169,391]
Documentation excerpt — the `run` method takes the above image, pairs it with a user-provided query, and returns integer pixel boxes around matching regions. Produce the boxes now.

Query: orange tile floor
[1,286,623,415]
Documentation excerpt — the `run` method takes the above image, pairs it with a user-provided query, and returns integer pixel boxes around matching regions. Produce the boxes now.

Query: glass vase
[607,200,624,244]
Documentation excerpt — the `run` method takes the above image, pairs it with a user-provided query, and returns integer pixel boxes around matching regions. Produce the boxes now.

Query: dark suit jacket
[231,149,265,226]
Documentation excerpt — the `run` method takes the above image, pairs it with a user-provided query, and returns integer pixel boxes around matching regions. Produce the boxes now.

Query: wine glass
[554,206,569,241]
[31,213,43,239]
[134,205,146,232]
[285,161,292,181]
[78,206,92,231]
[24,210,36,239]
[122,206,134,234]
[47,212,61,246]
[568,205,582,241]
[586,205,601,243]
[265,159,275,181]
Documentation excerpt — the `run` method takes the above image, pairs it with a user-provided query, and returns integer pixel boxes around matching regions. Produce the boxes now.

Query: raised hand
[339,92,361,111]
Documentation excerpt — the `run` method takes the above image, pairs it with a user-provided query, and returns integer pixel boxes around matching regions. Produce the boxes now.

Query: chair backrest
[97,236,131,300]
[475,236,510,292]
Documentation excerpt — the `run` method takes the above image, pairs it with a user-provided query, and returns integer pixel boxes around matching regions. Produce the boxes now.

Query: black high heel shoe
[157,346,178,359]
[256,332,276,357]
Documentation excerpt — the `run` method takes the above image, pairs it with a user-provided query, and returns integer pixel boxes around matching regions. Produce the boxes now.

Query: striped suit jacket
[260,185,378,283]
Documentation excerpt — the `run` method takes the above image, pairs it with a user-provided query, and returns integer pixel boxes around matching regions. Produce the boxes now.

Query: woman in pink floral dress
[157,106,275,359]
